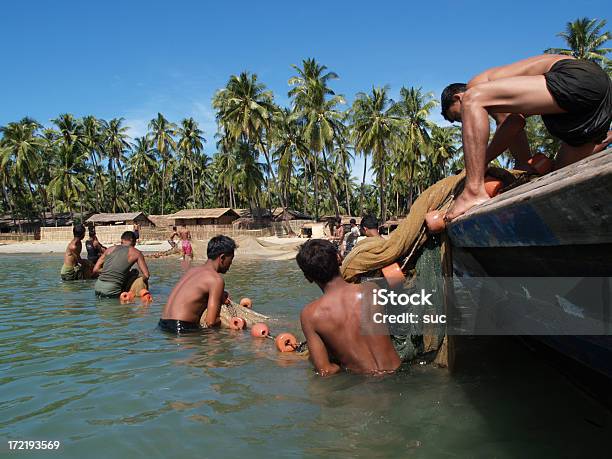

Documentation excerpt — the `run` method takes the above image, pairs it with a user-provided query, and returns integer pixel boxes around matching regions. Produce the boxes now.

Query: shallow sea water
[0,255,610,458]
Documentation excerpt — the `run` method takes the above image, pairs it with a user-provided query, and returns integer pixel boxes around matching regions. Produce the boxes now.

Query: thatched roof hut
[86,212,154,226]
[169,208,239,226]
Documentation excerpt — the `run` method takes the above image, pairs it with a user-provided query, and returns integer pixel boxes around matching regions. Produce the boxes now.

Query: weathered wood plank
[448,149,612,247]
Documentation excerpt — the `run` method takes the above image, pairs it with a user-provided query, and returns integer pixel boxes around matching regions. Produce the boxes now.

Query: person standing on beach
[297,239,401,376]
[85,227,106,266]
[441,54,612,221]
[93,231,150,297]
[178,225,193,260]
[61,224,95,281]
[159,235,237,333]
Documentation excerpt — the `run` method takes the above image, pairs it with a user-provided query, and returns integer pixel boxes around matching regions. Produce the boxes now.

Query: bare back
[162,265,224,324]
[63,238,82,267]
[469,54,573,87]
[301,280,401,374]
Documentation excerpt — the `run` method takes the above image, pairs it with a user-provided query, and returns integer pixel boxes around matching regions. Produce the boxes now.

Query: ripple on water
[0,254,610,458]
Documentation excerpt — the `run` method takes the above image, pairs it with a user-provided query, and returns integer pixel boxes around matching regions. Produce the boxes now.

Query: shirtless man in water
[159,235,237,333]
[297,239,401,376]
[60,224,95,281]
[441,54,612,221]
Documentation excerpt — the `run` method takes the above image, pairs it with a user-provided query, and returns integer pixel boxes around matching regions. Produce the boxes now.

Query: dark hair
[88,227,96,237]
[350,218,356,225]
[360,214,379,230]
[207,235,237,259]
[296,239,340,284]
[172,226,177,231]
[121,231,136,244]
[441,83,466,121]
[73,224,86,238]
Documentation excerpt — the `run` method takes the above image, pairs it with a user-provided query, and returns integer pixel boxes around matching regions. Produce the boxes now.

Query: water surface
[0,255,610,457]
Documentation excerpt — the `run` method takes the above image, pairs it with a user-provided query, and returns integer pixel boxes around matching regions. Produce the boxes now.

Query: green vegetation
[1,17,609,227]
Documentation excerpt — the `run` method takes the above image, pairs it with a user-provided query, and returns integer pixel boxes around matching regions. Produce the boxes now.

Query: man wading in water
[85,227,106,266]
[61,224,95,281]
[441,54,612,221]
[93,231,150,297]
[297,239,401,376]
[159,235,236,333]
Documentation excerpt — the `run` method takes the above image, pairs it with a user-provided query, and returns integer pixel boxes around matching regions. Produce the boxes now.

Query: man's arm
[135,251,150,281]
[204,278,224,327]
[486,113,531,166]
[92,250,107,275]
[300,308,341,376]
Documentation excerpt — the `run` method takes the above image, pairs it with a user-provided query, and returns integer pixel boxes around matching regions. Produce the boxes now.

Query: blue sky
[1,0,609,180]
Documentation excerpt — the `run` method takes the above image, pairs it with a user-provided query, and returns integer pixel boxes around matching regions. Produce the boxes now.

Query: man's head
[121,231,137,246]
[296,239,341,286]
[360,214,380,237]
[88,227,96,238]
[172,226,177,231]
[207,235,237,273]
[441,83,467,123]
[350,218,356,226]
[73,224,86,240]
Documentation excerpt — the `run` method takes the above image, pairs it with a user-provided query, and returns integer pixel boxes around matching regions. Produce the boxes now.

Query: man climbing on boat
[441,54,612,221]
[297,239,401,376]
[159,235,237,333]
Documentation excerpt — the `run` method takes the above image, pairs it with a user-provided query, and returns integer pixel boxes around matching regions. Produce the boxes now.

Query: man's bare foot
[444,189,490,222]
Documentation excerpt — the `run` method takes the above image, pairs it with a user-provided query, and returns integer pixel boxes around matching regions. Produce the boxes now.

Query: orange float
[382,263,405,288]
[484,175,503,197]
[527,153,553,175]
[425,210,446,233]
[275,333,298,352]
[250,322,270,338]
[239,298,252,309]
[230,317,246,330]
[139,288,150,298]
[120,291,134,302]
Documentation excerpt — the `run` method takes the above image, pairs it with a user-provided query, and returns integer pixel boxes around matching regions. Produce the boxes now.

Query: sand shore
[0,240,171,254]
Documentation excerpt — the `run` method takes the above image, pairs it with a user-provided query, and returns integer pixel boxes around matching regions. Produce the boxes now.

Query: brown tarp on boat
[340,167,525,282]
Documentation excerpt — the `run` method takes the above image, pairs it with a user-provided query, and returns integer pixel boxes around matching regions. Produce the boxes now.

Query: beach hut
[148,214,174,229]
[271,207,313,222]
[86,212,154,227]
[169,208,240,226]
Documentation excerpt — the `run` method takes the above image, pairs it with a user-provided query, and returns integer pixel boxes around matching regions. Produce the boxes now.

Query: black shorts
[542,59,612,146]
[158,319,201,334]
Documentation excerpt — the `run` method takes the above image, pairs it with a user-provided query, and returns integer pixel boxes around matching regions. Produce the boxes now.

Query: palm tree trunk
[161,161,166,215]
[345,174,351,216]
[190,162,196,208]
[302,171,308,215]
[359,154,367,215]
[321,149,340,217]
[313,155,319,220]
[380,165,387,224]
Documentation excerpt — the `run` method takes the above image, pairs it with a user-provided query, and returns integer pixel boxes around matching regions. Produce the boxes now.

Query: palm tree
[212,72,278,209]
[148,113,177,214]
[80,115,105,211]
[128,137,157,212]
[0,118,46,222]
[332,138,354,215]
[176,118,206,208]
[49,143,88,218]
[101,118,131,212]
[545,17,611,64]
[272,108,308,211]
[350,86,400,223]
[289,58,345,219]
[392,86,437,207]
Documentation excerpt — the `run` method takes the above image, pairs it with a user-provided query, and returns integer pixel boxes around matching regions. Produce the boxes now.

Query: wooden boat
[447,149,612,378]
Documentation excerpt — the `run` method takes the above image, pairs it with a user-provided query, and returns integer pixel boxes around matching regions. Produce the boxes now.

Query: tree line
[1,17,609,227]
